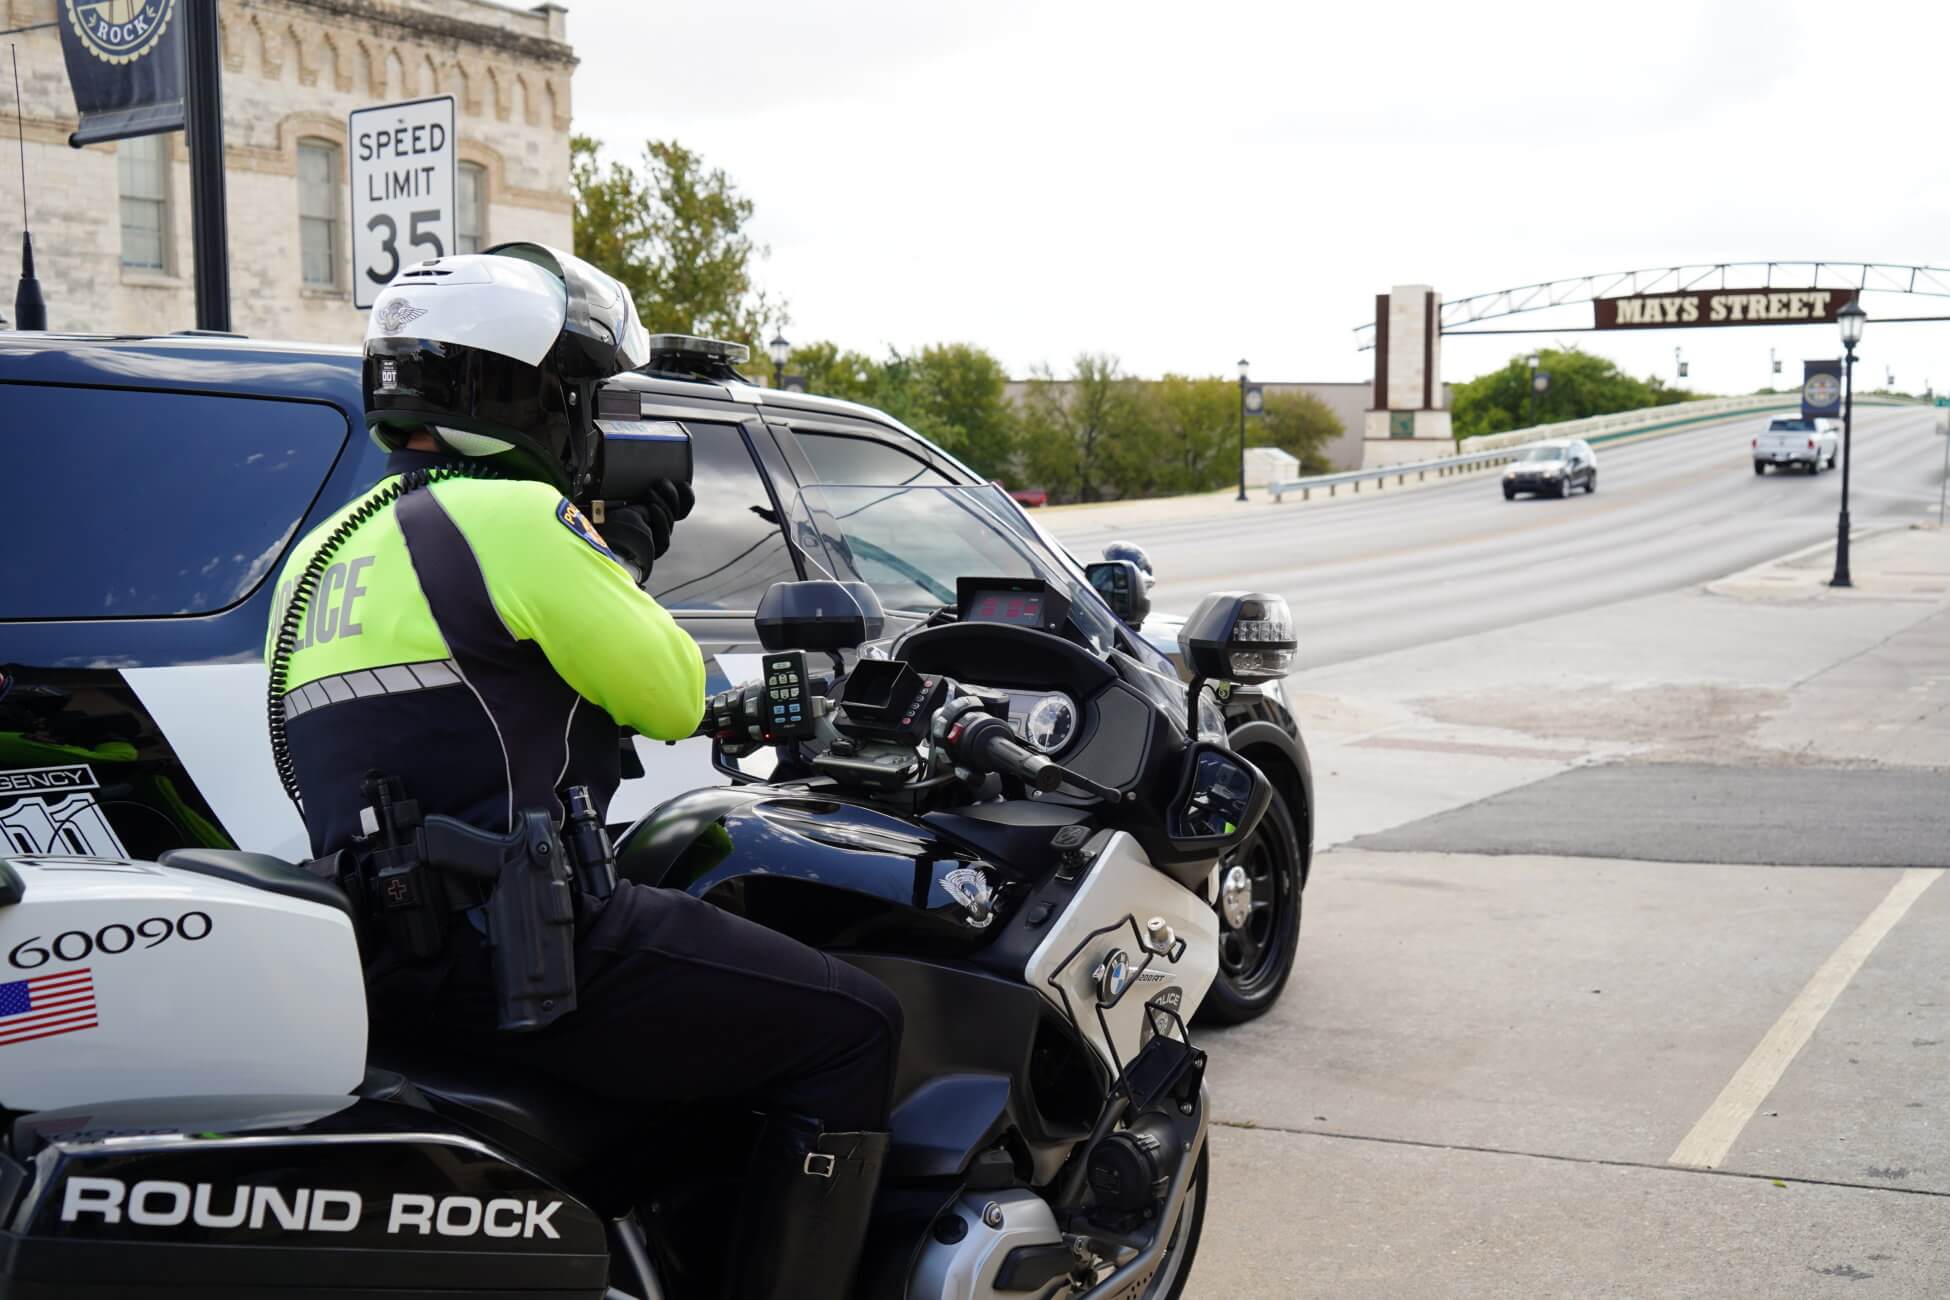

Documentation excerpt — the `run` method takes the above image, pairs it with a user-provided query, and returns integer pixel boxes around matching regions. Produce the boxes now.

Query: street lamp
[1526,353,1540,428]
[1236,358,1251,502]
[767,332,790,389]
[1770,346,1780,382]
[1674,346,1687,380]
[1831,300,1866,587]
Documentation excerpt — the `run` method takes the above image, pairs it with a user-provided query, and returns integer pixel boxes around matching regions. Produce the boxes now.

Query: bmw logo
[1096,948,1132,1005]
[1803,373,1840,408]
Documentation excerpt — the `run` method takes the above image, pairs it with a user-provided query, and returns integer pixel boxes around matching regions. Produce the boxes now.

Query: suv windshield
[815,483,1123,650]
[1520,444,1568,462]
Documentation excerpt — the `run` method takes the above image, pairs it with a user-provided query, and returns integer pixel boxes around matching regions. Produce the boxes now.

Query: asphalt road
[1050,404,1948,669]
[1350,764,1950,866]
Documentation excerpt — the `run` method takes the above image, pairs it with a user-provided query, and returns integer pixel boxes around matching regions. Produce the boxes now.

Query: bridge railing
[1266,394,1908,502]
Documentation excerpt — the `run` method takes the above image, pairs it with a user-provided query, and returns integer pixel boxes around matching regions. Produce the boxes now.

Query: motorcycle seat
[370,1040,614,1178]
[157,848,355,921]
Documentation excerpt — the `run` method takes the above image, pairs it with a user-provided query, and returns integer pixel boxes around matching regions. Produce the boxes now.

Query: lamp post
[767,332,790,389]
[1769,346,1780,384]
[1830,299,1866,588]
[1526,352,1540,428]
[1236,358,1250,502]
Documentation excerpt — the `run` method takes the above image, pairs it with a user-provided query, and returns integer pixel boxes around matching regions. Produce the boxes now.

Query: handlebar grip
[959,716,1062,793]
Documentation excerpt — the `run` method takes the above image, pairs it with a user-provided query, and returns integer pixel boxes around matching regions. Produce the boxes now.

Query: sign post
[348,96,457,309]
[1936,396,1949,526]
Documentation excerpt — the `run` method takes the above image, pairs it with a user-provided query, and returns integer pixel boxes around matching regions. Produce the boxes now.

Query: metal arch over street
[1353,262,1950,350]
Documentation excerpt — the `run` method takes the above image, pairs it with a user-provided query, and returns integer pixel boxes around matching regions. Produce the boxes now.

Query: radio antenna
[11,43,45,330]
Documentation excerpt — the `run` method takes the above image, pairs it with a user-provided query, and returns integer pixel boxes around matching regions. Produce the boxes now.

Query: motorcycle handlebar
[952,714,1062,793]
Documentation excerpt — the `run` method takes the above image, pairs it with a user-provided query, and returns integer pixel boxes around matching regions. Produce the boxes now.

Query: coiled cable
[266,464,500,810]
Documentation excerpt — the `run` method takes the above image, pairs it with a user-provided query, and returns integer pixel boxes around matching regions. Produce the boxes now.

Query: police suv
[0,330,1312,1022]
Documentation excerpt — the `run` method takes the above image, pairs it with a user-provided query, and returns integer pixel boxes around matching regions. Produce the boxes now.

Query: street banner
[1802,360,1843,420]
[1595,288,1852,330]
[349,96,457,308]
[58,0,187,146]
[1243,383,1264,417]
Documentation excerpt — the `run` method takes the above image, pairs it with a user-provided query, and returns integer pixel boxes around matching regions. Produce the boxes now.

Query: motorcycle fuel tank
[617,787,1035,941]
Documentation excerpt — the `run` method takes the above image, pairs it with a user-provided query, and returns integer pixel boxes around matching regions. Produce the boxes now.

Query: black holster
[350,775,584,1032]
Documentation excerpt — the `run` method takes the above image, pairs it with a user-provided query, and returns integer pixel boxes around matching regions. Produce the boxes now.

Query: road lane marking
[1668,867,1944,1170]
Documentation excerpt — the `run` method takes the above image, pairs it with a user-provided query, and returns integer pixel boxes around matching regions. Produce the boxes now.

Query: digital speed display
[956,577,1070,633]
[970,592,1044,626]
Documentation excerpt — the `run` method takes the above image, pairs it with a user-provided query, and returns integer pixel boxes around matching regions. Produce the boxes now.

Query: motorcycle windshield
[811,483,1125,652]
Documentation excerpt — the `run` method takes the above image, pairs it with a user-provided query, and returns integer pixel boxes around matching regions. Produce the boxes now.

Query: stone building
[0,0,575,342]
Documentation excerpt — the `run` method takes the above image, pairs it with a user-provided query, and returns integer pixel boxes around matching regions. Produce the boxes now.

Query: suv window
[0,385,348,619]
[646,422,800,612]
[795,430,950,486]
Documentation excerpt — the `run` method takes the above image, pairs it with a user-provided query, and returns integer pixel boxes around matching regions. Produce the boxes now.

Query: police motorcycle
[0,564,1294,1300]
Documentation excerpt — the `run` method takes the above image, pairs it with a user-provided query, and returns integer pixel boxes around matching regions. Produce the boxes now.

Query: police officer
[265,243,900,1300]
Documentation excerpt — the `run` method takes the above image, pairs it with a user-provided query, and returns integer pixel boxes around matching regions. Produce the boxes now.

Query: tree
[1017,354,1144,503]
[1451,348,1701,437]
[784,341,882,403]
[905,344,1018,481]
[569,135,779,348]
[1258,390,1342,475]
[1133,375,1235,495]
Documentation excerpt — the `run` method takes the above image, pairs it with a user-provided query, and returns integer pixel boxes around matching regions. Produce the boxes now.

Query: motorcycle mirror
[1086,559,1152,630]
[1180,591,1296,684]
[1101,540,1155,591]
[755,580,871,653]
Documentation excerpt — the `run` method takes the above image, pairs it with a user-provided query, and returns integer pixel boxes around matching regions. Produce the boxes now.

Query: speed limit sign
[348,95,457,308]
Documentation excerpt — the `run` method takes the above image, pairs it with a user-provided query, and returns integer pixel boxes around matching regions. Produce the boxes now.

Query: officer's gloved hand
[601,480,696,584]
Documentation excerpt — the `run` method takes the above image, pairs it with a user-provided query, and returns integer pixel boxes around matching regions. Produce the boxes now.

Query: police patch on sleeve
[555,500,621,563]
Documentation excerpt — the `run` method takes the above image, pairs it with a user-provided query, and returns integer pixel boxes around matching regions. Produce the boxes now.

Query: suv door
[1,380,359,861]
[610,415,820,820]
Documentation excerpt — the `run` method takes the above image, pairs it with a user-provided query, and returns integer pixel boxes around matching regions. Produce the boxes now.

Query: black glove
[600,480,695,583]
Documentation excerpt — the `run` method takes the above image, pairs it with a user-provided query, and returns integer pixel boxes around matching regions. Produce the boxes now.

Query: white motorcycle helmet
[362,243,650,497]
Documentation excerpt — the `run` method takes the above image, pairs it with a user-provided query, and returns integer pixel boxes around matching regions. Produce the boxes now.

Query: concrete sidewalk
[1707,523,1950,603]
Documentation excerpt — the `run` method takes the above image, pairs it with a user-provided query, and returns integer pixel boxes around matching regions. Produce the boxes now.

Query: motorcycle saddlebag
[0,1095,610,1299]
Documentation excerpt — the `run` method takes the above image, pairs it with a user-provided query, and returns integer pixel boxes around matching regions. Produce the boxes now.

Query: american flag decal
[0,968,99,1048]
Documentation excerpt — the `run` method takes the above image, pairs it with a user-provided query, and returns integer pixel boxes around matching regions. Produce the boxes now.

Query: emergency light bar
[645,333,751,368]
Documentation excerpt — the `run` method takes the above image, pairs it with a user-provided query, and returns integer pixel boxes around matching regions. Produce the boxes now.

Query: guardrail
[1268,448,1522,501]
[1266,393,1914,502]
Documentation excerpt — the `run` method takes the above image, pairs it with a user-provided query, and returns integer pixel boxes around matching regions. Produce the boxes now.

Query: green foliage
[1257,390,1341,475]
[906,344,1018,480]
[785,341,882,403]
[1140,375,1238,496]
[1017,354,1145,503]
[569,135,779,349]
[1451,348,1700,437]
[781,341,1019,481]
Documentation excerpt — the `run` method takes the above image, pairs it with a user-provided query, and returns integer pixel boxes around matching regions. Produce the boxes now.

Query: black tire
[1199,787,1303,1025]
[1145,1145,1209,1299]
[1503,486,1516,500]
[1754,461,1766,475]
[1585,471,1597,494]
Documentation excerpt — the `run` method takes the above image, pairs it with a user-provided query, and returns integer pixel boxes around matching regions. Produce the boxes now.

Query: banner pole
[181,0,228,332]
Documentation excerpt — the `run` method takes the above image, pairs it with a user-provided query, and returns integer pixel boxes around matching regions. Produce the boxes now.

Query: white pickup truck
[1754,416,1840,474]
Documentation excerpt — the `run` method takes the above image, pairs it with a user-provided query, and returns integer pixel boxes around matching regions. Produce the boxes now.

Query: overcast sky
[570,0,1950,395]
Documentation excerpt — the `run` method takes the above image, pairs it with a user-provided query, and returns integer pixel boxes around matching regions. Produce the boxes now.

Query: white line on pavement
[1668,866,1944,1170]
